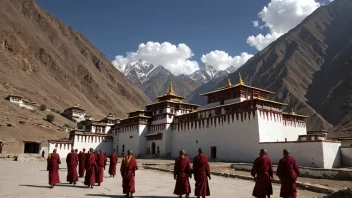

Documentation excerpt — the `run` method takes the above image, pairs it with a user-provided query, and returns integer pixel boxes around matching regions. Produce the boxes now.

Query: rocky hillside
[189,0,352,133]
[0,0,151,151]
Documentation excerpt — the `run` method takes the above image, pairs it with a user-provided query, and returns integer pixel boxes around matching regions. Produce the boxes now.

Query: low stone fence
[231,163,352,181]
[143,165,335,194]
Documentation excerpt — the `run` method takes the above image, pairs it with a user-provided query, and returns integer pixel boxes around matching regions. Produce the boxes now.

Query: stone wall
[341,148,352,167]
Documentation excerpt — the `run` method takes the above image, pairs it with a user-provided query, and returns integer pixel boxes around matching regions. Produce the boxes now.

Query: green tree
[39,104,47,111]
[46,114,55,122]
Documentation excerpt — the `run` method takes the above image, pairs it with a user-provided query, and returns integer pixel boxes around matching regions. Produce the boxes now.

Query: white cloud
[112,41,199,75]
[252,20,259,27]
[201,50,253,71]
[247,0,321,50]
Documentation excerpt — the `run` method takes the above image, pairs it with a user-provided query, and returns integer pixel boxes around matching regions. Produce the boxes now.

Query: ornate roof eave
[144,100,200,107]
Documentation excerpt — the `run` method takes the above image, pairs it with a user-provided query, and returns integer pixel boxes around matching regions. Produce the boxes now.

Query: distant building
[63,105,86,123]
[5,95,35,110]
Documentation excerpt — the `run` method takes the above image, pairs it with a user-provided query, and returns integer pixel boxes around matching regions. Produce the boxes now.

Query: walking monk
[109,149,118,178]
[120,150,138,197]
[66,149,79,185]
[277,149,300,198]
[84,148,97,188]
[78,148,87,177]
[251,149,273,198]
[47,149,61,188]
[96,150,107,186]
[174,149,192,198]
[193,148,211,198]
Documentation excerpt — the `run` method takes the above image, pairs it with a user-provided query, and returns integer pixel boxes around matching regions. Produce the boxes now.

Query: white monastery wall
[260,141,341,168]
[118,129,139,156]
[138,125,148,155]
[146,139,162,154]
[258,112,285,142]
[48,142,72,158]
[322,142,341,168]
[73,135,113,155]
[281,122,306,140]
[171,111,260,162]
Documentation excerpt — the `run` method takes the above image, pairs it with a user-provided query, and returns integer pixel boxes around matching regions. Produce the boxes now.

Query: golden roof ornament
[73,104,80,108]
[226,78,232,87]
[167,82,174,95]
[290,108,296,115]
[237,73,244,85]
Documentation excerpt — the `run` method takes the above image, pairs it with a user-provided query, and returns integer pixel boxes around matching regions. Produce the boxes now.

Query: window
[130,136,133,139]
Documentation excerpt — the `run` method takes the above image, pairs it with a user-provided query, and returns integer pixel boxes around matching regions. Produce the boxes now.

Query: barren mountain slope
[189,0,352,130]
[0,0,151,151]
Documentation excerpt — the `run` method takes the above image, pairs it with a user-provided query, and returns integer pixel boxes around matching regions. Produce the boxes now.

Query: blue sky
[36,0,331,75]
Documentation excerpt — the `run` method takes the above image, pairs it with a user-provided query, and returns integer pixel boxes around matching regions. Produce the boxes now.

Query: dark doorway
[122,144,125,156]
[157,146,160,154]
[24,142,40,153]
[151,142,156,155]
[116,145,119,155]
[210,146,217,159]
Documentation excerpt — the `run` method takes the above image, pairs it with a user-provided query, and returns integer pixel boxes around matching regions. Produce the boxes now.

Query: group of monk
[47,147,300,198]
[251,149,300,198]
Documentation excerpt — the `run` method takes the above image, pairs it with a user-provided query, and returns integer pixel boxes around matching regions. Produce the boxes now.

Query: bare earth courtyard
[0,161,325,198]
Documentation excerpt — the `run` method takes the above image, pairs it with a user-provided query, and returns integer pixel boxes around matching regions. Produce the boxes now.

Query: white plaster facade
[6,95,35,110]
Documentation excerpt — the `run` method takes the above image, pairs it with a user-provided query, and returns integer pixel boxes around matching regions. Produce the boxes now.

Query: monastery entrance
[210,146,217,159]
[24,142,40,154]
[151,142,156,155]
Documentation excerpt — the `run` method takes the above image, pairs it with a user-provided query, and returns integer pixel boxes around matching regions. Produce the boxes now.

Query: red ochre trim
[48,140,72,143]
[259,140,341,144]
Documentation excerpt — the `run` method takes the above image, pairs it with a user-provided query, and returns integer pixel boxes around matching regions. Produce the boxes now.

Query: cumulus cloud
[201,51,253,71]
[112,41,199,75]
[247,0,321,50]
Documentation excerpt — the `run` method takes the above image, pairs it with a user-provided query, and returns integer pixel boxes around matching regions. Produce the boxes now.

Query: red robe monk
[78,149,87,177]
[193,148,211,198]
[66,149,78,184]
[277,149,300,198]
[251,149,273,198]
[120,150,138,197]
[84,149,97,188]
[174,150,192,198]
[48,149,61,188]
[96,150,107,185]
[109,151,118,177]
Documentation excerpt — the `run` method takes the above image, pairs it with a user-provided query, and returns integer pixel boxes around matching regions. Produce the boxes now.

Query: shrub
[39,104,47,111]
[46,114,55,122]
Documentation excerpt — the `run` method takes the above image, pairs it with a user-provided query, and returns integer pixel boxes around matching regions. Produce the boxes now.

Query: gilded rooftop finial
[226,78,232,87]
[237,73,244,85]
[290,108,296,115]
[167,82,174,95]
[73,104,80,107]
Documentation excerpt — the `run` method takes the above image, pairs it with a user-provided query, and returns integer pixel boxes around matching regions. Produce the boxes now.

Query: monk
[174,149,192,198]
[84,148,97,188]
[78,148,87,177]
[47,149,61,188]
[66,149,79,185]
[193,148,211,198]
[251,149,273,198]
[109,149,118,178]
[277,149,300,198]
[120,150,138,197]
[46,153,51,171]
[96,150,107,186]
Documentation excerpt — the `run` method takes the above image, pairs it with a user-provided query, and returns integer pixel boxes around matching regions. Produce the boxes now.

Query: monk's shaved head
[283,149,290,156]
[198,148,203,154]
[71,149,75,152]
[75,149,78,152]
[260,149,267,155]
[89,148,94,152]
[53,149,57,153]
[99,150,103,154]
[83,148,86,152]
[128,150,133,155]
[179,149,185,156]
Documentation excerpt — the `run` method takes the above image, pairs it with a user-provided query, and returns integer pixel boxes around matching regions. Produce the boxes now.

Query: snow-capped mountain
[113,60,239,101]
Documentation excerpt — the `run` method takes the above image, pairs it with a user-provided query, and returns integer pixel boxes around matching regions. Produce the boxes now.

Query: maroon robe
[84,153,97,186]
[78,152,86,177]
[109,152,118,176]
[66,152,78,183]
[120,156,138,194]
[96,153,107,184]
[174,156,192,196]
[193,154,210,196]
[48,153,61,185]
[277,156,300,198]
[251,156,273,198]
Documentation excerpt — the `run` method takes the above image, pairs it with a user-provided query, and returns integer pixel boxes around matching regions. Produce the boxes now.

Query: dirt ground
[134,159,352,190]
[0,161,325,198]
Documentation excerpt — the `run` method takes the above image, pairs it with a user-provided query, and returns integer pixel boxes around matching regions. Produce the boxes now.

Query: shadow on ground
[86,194,175,198]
